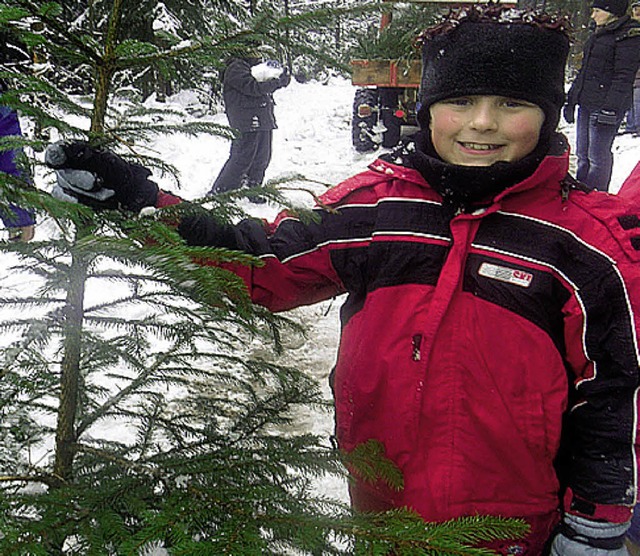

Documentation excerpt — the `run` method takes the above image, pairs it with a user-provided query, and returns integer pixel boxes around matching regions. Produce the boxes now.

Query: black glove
[278,66,291,89]
[45,142,159,212]
[596,109,618,126]
[563,104,576,124]
[177,207,239,248]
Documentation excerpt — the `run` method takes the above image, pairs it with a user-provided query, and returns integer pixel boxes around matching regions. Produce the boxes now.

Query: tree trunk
[52,248,88,483]
[91,65,112,135]
[90,0,123,134]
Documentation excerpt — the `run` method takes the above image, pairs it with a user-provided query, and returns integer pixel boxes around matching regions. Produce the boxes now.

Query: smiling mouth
[458,142,504,151]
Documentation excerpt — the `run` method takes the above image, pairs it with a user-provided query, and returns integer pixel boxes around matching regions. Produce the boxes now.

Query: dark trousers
[210,130,272,194]
[575,107,621,192]
[626,85,640,133]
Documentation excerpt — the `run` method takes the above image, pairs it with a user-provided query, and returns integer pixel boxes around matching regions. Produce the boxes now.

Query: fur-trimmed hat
[592,0,629,17]
[417,5,571,131]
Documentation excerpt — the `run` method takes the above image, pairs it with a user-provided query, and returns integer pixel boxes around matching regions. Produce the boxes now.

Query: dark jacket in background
[209,57,290,194]
[567,16,640,118]
[222,57,287,132]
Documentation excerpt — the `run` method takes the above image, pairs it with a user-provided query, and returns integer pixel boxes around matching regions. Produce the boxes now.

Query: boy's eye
[444,97,472,107]
[503,99,531,109]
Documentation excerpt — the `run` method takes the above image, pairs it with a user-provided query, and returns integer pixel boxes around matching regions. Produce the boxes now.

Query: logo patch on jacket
[478,262,533,288]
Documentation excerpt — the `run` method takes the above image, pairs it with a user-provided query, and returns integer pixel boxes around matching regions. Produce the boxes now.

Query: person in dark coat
[564,0,640,191]
[209,48,291,197]
[623,0,640,135]
[0,30,35,241]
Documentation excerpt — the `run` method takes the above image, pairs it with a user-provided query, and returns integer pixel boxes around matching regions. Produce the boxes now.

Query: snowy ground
[7,76,640,510]
[140,77,383,505]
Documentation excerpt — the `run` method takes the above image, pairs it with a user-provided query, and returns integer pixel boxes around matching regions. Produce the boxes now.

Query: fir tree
[0,1,529,553]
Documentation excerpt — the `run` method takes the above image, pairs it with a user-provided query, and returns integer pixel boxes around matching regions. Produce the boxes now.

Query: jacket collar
[598,15,631,33]
[370,135,571,207]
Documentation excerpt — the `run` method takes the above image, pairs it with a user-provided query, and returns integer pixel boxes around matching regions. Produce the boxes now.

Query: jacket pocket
[517,392,553,461]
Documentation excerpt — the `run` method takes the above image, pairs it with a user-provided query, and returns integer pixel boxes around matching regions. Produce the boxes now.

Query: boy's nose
[468,104,499,132]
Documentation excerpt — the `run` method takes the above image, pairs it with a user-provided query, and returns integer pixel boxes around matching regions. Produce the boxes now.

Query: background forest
[0,0,610,554]
[5,0,595,111]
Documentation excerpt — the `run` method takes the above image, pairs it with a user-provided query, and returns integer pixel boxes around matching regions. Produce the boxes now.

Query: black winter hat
[417,5,571,131]
[592,0,629,16]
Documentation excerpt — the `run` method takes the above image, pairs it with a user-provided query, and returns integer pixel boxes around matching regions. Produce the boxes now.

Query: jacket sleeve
[155,190,346,312]
[560,205,640,524]
[230,214,347,311]
[603,31,640,115]
[224,60,285,98]
[566,74,579,108]
[566,34,591,108]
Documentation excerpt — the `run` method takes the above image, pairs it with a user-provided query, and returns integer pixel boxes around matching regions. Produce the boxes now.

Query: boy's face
[632,5,640,20]
[428,95,545,166]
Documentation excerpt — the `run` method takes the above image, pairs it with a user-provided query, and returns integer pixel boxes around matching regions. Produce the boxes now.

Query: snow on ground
[5,76,640,510]
[143,77,376,216]
[138,78,379,504]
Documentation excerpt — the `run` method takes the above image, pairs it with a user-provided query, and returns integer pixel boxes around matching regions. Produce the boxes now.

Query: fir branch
[12,0,104,64]
[72,442,161,478]
[342,439,405,492]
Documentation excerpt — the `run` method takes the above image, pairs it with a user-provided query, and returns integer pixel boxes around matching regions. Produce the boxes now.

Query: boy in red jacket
[45,5,640,555]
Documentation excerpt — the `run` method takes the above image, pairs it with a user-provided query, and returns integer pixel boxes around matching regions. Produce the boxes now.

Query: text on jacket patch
[478,262,533,288]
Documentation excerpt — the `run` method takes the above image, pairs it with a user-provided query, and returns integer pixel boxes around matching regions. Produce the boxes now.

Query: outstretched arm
[45,142,346,312]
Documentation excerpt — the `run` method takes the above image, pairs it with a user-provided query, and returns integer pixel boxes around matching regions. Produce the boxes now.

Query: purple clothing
[628,505,640,544]
[0,105,22,176]
[0,105,35,228]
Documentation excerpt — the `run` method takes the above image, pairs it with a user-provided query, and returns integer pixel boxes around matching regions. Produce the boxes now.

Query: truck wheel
[379,88,402,149]
[381,109,402,148]
[352,88,380,152]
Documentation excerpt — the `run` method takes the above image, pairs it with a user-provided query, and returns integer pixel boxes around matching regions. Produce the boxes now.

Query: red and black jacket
[159,142,640,528]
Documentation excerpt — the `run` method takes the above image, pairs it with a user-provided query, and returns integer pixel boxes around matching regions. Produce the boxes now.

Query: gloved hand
[550,514,630,555]
[45,142,159,212]
[278,66,291,88]
[177,208,239,248]
[49,166,118,210]
[596,109,618,126]
[563,104,576,124]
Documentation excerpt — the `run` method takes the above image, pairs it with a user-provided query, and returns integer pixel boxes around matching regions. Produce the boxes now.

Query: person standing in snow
[208,45,291,199]
[623,0,640,136]
[0,30,35,242]
[563,0,640,191]
[45,5,640,554]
